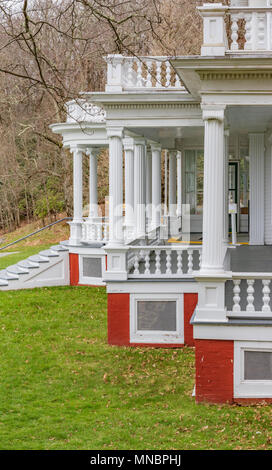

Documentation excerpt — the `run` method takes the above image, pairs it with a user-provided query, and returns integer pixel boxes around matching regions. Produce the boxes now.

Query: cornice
[104,103,200,110]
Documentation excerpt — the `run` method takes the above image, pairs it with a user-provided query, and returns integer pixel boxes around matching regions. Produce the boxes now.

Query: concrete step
[0,269,19,280]
[0,279,8,286]
[51,245,69,252]
[18,260,40,269]
[7,264,29,275]
[28,255,50,263]
[39,250,59,258]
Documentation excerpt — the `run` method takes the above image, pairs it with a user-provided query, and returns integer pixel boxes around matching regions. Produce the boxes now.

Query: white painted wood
[146,147,152,224]
[264,133,272,244]
[223,129,230,243]
[134,138,146,238]
[86,147,99,219]
[176,150,182,218]
[169,150,177,217]
[249,133,265,245]
[151,143,161,229]
[201,106,226,273]
[69,146,83,245]
[123,137,135,237]
[107,128,124,246]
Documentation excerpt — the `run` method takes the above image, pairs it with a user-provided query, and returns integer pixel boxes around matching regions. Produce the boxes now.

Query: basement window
[79,254,105,285]
[130,294,184,344]
[234,341,272,398]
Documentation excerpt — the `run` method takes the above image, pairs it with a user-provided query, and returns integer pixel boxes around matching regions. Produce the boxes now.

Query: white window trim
[130,293,184,344]
[234,341,272,398]
[78,254,106,286]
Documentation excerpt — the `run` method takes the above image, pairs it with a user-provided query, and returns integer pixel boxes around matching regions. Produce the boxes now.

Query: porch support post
[223,129,230,243]
[151,143,161,230]
[123,137,134,238]
[146,146,152,227]
[107,127,124,246]
[169,150,177,217]
[265,132,272,245]
[69,145,83,245]
[176,150,182,218]
[249,133,265,245]
[134,137,146,239]
[164,150,168,215]
[201,106,226,273]
[86,147,99,220]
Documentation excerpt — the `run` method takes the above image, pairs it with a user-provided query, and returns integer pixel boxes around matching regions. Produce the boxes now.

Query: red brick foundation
[69,253,79,286]
[107,292,197,348]
[235,398,272,405]
[195,339,234,404]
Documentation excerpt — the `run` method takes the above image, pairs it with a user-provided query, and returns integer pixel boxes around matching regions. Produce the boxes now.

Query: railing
[229,6,272,51]
[227,274,272,316]
[105,55,185,92]
[81,218,109,243]
[128,245,202,278]
[66,100,106,124]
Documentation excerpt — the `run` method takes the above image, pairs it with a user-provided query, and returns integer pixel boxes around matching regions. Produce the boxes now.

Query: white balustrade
[229,275,272,316]
[128,245,202,278]
[229,7,272,51]
[81,218,109,243]
[115,56,184,91]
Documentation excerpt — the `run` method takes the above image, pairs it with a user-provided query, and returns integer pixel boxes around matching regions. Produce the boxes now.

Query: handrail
[0,217,72,252]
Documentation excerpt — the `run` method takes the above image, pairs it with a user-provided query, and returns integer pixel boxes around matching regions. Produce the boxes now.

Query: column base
[104,245,129,281]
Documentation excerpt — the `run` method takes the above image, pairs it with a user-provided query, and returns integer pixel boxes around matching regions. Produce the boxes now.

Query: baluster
[136,60,142,87]
[144,250,150,275]
[187,249,193,275]
[231,14,239,51]
[174,73,181,89]
[155,61,162,88]
[177,250,183,275]
[198,249,202,271]
[245,13,253,51]
[90,223,95,241]
[246,279,255,312]
[233,280,241,313]
[165,61,171,87]
[127,59,134,87]
[257,14,265,50]
[97,223,102,241]
[134,251,140,275]
[146,60,152,88]
[166,249,172,275]
[262,280,271,313]
[155,249,161,275]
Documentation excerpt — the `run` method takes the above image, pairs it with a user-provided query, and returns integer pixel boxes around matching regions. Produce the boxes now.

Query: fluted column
[123,137,134,236]
[151,143,161,229]
[265,133,272,245]
[69,146,83,245]
[86,147,99,220]
[146,146,152,225]
[201,106,226,273]
[249,133,265,245]
[134,138,146,239]
[176,150,182,218]
[223,129,229,243]
[107,128,124,246]
[169,150,177,217]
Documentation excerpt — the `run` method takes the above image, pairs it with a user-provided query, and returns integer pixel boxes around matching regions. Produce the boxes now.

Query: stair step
[51,245,69,252]
[39,249,59,258]
[28,255,50,263]
[0,279,8,286]
[7,264,29,275]
[0,269,19,281]
[18,260,40,269]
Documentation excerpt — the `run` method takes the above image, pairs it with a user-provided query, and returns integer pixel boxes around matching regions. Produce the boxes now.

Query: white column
[201,106,226,273]
[151,143,161,229]
[176,150,182,218]
[164,150,168,215]
[69,146,83,245]
[107,128,124,246]
[265,133,272,245]
[134,138,146,239]
[223,129,229,243]
[249,133,265,245]
[123,137,134,235]
[169,150,177,217]
[86,147,99,220]
[146,146,152,225]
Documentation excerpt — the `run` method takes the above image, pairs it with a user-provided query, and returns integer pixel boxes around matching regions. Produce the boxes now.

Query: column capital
[201,105,226,122]
[150,142,161,152]
[69,144,84,154]
[134,136,146,146]
[168,149,177,157]
[86,147,100,158]
[176,150,182,160]
[107,127,124,139]
[123,137,134,152]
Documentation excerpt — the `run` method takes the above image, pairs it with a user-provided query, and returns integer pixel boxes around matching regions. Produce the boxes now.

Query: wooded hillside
[0,0,228,233]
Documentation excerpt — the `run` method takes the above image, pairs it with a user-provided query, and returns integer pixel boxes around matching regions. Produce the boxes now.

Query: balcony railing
[229,6,272,51]
[226,274,272,317]
[128,245,202,279]
[105,55,185,92]
[82,218,109,243]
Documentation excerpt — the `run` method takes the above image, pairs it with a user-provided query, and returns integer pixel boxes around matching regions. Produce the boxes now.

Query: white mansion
[3,0,272,404]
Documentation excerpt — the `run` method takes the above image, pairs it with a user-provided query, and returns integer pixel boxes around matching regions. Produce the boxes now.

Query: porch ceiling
[128,126,204,149]
[228,106,272,134]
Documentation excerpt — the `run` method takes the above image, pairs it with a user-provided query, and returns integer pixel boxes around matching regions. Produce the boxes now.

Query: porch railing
[128,245,202,278]
[105,55,185,92]
[227,273,272,316]
[229,6,272,51]
[81,218,109,243]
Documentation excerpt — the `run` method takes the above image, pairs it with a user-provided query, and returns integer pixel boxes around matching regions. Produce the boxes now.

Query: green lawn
[0,286,272,450]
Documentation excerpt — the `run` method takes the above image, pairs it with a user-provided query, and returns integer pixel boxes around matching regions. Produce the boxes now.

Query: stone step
[51,245,69,252]
[28,255,50,263]
[7,264,29,275]
[0,269,19,281]
[18,260,40,269]
[39,250,59,258]
[0,279,8,286]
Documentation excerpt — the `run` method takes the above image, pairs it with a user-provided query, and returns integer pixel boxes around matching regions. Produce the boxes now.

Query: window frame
[78,254,106,285]
[130,293,184,344]
[234,341,272,398]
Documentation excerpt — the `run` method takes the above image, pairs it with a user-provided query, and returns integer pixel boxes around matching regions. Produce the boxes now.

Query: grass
[0,285,272,450]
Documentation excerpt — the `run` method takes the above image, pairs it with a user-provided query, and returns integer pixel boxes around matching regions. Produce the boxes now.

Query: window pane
[82,257,102,278]
[244,351,272,380]
[137,301,176,331]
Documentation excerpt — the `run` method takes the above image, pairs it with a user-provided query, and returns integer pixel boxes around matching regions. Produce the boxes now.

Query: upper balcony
[199,1,272,56]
